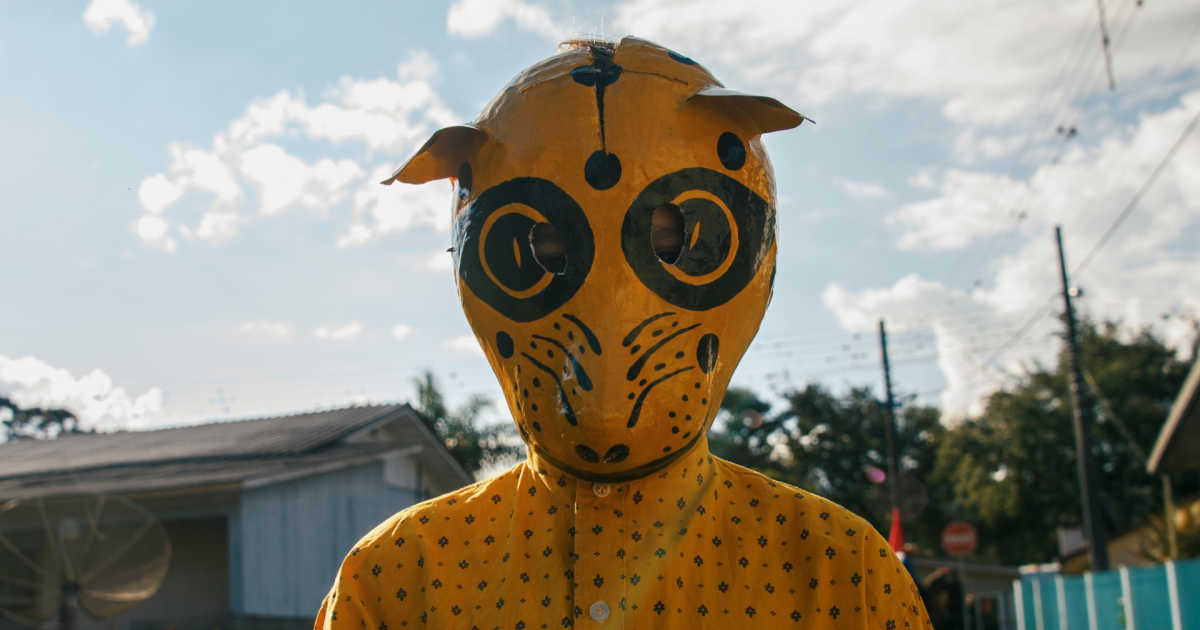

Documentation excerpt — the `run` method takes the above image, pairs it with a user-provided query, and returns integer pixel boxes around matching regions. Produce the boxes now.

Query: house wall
[229,460,422,620]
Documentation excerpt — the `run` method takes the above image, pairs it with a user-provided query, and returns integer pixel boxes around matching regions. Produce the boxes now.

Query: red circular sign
[941,521,978,557]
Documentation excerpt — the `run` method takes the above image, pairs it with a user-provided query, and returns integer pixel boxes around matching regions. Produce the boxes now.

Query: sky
[2,0,1199,432]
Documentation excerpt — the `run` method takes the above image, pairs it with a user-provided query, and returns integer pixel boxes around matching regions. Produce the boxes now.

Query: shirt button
[589,600,610,622]
[592,483,612,497]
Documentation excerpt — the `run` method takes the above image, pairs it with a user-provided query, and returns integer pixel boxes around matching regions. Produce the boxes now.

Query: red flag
[887,506,904,552]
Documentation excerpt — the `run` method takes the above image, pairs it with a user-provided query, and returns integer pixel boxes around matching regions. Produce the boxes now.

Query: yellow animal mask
[388,37,806,482]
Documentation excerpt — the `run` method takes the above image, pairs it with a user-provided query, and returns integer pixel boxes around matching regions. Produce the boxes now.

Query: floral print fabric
[315,441,932,629]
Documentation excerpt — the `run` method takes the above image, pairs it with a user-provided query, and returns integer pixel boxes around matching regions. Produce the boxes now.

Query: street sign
[941,521,978,557]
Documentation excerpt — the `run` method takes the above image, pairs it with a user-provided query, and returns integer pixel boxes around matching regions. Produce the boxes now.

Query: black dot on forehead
[717,132,746,170]
[584,150,621,190]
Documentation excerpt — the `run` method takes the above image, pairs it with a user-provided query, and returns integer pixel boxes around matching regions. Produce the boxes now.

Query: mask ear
[684,87,811,134]
[381,125,489,185]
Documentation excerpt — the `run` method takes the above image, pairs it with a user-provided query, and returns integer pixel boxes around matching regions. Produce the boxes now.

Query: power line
[1072,107,1200,275]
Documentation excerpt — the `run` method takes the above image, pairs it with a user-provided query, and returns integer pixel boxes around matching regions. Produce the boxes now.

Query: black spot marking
[496,331,514,358]
[603,444,630,463]
[532,334,593,391]
[717,132,746,170]
[697,334,719,373]
[562,314,602,355]
[627,367,694,428]
[625,315,673,347]
[576,444,600,463]
[521,352,579,426]
[585,150,621,190]
[627,324,700,381]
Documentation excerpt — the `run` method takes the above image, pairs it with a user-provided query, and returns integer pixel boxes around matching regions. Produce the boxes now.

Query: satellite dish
[0,494,171,629]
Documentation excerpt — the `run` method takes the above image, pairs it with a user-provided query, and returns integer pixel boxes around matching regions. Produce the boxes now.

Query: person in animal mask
[316,37,933,630]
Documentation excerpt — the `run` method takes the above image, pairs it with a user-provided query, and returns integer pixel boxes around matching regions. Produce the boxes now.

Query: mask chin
[525,429,711,483]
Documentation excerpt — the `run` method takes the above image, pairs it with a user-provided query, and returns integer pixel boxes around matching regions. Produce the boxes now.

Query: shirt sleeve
[313,547,380,630]
[860,525,934,630]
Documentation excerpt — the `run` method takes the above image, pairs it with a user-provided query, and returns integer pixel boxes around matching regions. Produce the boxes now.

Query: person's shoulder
[340,462,523,568]
[713,455,878,533]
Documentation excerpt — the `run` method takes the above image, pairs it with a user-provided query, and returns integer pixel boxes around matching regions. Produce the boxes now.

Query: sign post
[942,522,978,630]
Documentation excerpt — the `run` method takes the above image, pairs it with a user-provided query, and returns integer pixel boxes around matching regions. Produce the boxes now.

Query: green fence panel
[1062,575,1089,630]
[1129,565,1171,629]
[1091,570,1125,630]
[1176,558,1200,629]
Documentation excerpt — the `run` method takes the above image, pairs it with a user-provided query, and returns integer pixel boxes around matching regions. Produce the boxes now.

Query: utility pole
[1055,225,1110,571]
[878,320,901,520]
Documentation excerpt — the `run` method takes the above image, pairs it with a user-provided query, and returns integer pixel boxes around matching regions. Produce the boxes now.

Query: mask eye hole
[529,222,567,275]
[651,204,684,264]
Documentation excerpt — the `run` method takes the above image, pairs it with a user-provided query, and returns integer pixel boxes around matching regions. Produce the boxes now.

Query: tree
[0,397,90,441]
[411,371,521,477]
[927,320,1196,564]
[710,384,947,554]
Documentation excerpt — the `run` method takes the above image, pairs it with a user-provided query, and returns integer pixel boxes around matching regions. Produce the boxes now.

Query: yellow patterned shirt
[315,441,932,629]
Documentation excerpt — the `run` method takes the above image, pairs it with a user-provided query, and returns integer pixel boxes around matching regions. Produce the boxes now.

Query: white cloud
[337,165,451,247]
[446,0,562,41]
[179,210,241,243]
[425,249,455,272]
[313,321,364,341]
[83,0,154,46]
[132,213,176,252]
[445,334,485,357]
[136,53,457,249]
[826,91,1200,418]
[0,355,163,432]
[835,178,888,200]
[137,174,182,214]
[890,169,1028,250]
[238,320,294,340]
[605,0,1200,162]
[238,143,362,216]
[392,324,414,341]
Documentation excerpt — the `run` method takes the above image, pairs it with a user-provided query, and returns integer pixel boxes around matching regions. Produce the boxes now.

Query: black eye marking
[697,334,720,373]
[454,178,593,322]
[717,132,746,170]
[457,162,472,201]
[496,331,514,358]
[626,323,700,381]
[626,367,693,428]
[562,314,602,355]
[572,44,623,191]
[604,444,630,463]
[521,352,579,426]
[623,311,675,347]
[575,444,600,463]
[621,168,774,310]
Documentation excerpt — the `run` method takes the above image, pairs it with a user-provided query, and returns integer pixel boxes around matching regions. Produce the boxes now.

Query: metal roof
[0,404,473,498]
[1148,357,1200,474]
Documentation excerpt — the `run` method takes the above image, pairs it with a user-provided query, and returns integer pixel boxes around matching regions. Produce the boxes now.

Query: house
[1148,355,1200,475]
[0,404,473,630]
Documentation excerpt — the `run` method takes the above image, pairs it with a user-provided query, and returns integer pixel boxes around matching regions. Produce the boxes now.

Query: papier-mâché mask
[387,36,807,482]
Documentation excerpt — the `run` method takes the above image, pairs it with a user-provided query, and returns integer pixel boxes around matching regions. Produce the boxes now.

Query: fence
[1014,558,1200,630]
